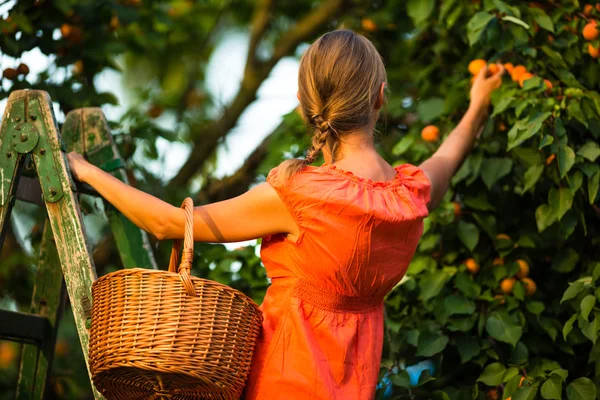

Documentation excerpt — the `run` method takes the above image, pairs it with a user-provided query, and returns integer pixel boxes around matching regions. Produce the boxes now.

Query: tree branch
[246,0,273,68]
[197,129,273,204]
[166,0,346,191]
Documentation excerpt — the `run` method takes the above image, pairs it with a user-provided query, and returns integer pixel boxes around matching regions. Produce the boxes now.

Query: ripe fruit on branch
[468,59,486,76]
[583,21,599,41]
[361,18,377,32]
[510,65,527,82]
[421,125,440,142]
[521,277,537,296]
[501,278,516,294]
[465,258,479,274]
[589,43,600,58]
[110,15,120,31]
[2,68,18,80]
[519,73,535,88]
[147,105,164,118]
[73,60,84,75]
[452,202,461,217]
[516,259,529,278]
[16,63,29,75]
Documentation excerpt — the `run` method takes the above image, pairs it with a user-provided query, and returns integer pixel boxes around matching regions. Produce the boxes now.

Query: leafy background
[0,0,599,399]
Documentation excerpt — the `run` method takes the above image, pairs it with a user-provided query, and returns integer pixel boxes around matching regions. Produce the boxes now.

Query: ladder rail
[15,220,66,399]
[1,91,159,399]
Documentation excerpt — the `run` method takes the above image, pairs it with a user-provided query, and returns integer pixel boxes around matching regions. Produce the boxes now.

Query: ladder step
[15,176,101,206]
[0,309,51,344]
[15,176,44,206]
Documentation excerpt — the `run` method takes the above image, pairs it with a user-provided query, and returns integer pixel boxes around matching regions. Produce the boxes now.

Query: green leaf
[420,270,452,301]
[481,157,513,189]
[454,336,480,363]
[503,367,520,382]
[486,314,522,347]
[455,272,482,298]
[477,362,506,386]
[581,295,596,321]
[551,369,568,380]
[541,375,563,400]
[509,341,529,365]
[548,187,574,221]
[407,255,436,275]
[579,314,600,343]
[504,375,522,399]
[557,145,576,178]
[539,317,558,342]
[416,331,449,357]
[577,142,600,162]
[589,172,599,204]
[444,294,476,315]
[463,194,495,211]
[539,135,554,149]
[492,95,515,117]
[523,164,544,193]
[535,204,557,232]
[407,0,435,26]
[593,263,600,283]
[406,329,420,347]
[390,370,412,388]
[416,369,435,386]
[458,221,479,252]
[467,12,495,46]
[561,282,584,303]
[512,384,538,400]
[532,9,554,33]
[417,97,445,122]
[526,301,545,315]
[392,135,415,156]
[502,15,530,29]
[563,314,577,340]
[552,248,580,273]
[507,112,551,151]
[566,377,596,400]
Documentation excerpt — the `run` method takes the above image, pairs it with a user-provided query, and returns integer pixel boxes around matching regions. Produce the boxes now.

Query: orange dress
[243,163,431,400]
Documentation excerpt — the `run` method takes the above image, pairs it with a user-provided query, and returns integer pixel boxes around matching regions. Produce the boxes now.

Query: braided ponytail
[305,115,336,164]
[275,29,386,185]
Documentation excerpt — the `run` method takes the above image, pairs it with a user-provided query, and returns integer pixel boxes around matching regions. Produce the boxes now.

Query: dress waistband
[288,278,384,313]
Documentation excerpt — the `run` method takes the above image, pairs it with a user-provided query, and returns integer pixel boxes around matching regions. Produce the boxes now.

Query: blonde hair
[277,29,387,182]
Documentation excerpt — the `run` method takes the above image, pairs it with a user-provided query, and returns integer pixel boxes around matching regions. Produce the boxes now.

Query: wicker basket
[89,198,263,400]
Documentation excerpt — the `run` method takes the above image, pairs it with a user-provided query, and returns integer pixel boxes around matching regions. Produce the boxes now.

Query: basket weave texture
[89,198,263,399]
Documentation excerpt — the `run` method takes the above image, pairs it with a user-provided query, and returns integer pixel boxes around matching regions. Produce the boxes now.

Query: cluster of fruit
[468,59,553,92]
[583,17,599,58]
[464,249,536,298]
[2,63,29,81]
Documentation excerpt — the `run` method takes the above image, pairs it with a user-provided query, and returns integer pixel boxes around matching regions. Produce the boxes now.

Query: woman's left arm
[67,153,297,242]
[419,64,504,211]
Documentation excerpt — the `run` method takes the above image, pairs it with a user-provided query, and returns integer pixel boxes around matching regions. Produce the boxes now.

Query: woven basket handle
[167,197,197,296]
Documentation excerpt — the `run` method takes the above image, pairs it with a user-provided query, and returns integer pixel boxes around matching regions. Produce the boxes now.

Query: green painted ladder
[0,90,157,399]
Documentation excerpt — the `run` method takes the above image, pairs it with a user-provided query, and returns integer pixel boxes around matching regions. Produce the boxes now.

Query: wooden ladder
[0,90,157,399]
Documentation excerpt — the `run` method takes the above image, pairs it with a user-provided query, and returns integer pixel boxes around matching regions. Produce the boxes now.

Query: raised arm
[66,153,298,242]
[419,64,504,211]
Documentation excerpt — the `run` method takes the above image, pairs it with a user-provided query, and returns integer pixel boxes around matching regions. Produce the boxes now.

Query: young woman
[68,30,503,399]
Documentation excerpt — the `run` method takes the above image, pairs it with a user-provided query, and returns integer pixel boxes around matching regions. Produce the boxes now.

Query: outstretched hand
[67,152,93,183]
[470,63,505,110]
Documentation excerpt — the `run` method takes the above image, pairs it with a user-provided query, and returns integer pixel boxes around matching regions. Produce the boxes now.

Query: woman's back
[243,163,430,399]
